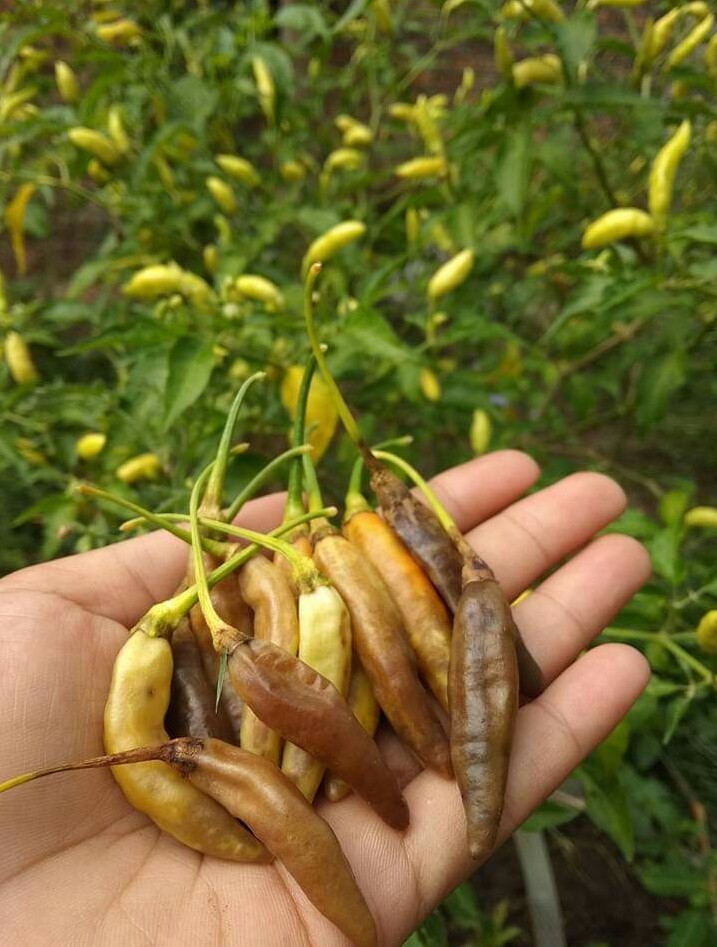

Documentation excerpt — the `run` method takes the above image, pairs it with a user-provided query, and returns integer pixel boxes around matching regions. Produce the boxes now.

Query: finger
[466,472,628,600]
[426,450,541,533]
[1,492,287,627]
[514,533,652,687]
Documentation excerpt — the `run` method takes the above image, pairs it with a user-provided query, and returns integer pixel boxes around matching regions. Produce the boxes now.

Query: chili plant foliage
[1,0,716,942]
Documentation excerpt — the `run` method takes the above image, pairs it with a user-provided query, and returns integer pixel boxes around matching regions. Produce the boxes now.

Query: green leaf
[495,126,531,219]
[555,12,597,77]
[342,307,415,366]
[660,489,691,526]
[334,0,370,33]
[662,693,693,745]
[441,882,482,931]
[666,910,712,947]
[640,858,706,898]
[593,720,630,775]
[521,799,580,832]
[649,527,684,586]
[276,5,330,42]
[579,764,634,861]
[163,338,215,432]
[680,224,717,246]
[636,350,686,429]
[165,75,218,127]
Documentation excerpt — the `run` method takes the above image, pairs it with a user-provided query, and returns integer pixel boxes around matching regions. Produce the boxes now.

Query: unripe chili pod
[123,263,184,299]
[428,248,475,301]
[666,14,714,69]
[494,27,514,79]
[116,452,161,484]
[96,18,143,45]
[76,432,106,459]
[215,154,260,187]
[68,127,120,165]
[5,331,38,384]
[470,408,492,455]
[395,155,448,180]
[696,611,717,654]
[648,120,691,224]
[234,274,285,310]
[107,105,130,154]
[54,61,79,103]
[302,220,366,274]
[512,54,563,89]
[4,183,35,276]
[252,55,275,124]
[581,207,655,249]
[684,506,717,529]
[206,176,237,215]
[419,367,441,402]
[281,365,338,462]
[280,159,306,182]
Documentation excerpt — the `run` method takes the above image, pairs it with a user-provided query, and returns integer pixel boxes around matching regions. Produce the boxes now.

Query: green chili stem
[344,435,414,518]
[77,484,230,558]
[372,448,456,533]
[303,262,362,445]
[302,448,325,515]
[284,355,318,523]
[225,443,312,521]
[202,371,265,515]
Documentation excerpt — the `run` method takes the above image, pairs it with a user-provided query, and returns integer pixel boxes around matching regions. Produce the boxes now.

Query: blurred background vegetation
[1,1,716,944]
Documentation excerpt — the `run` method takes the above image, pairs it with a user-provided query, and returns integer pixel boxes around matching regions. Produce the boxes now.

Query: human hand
[0,451,651,946]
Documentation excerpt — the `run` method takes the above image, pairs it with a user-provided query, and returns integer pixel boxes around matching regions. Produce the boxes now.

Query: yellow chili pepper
[395,155,448,180]
[76,432,107,459]
[178,270,214,306]
[470,409,492,455]
[342,123,373,148]
[234,275,285,311]
[96,19,143,45]
[443,0,467,14]
[252,56,275,124]
[153,154,175,191]
[696,610,717,654]
[648,10,680,62]
[281,365,338,461]
[206,176,237,214]
[454,66,475,105]
[388,102,415,122]
[667,14,714,69]
[280,160,306,182]
[706,34,717,76]
[55,61,80,103]
[323,148,365,174]
[581,208,655,249]
[123,264,185,299]
[371,0,393,33]
[0,87,37,123]
[302,220,366,274]
[512,54,563,89]
[4,183,35,276]
[502,0,565,20]
[684,506,717,529]
[215,154,260,187]
[682,2,710,17]
[203,244,218,274]
[107,105,130,154]
[16,437,47,466]
[495,27,514,80]
[648,120,691,224]
[116,452,161,484]
[87,158,110,184]
[427,248,475,301]
[405,207,420,246]
[419,367,441,402]
[68,127,120,166]
[588,0,645,7]
[5,331,38,384]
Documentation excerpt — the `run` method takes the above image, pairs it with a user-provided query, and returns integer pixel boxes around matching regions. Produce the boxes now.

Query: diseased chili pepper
[215,154,261,187]
[648,120,691,225]
[68,127,120,165]
[343,457,452,711]
[0,738,377,947]
[54,61,79,103]
[324,662,380,802]
[581,208,655,250]
[5,331,38,384]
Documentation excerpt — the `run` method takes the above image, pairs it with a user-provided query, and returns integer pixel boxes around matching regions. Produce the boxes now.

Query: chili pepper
[122,263,184,299]
[96,19,143,45]
[648,9,680,62]
[405,207,421,247]
[581,208,655,250]
[280,159,306,182]
[395,155,448,180]
[454,66,475,105]
[16,437,46,466]
[166,617,235,742]
[588,0,645,7]
[502,0,565,18]
[696,611,717,654]
[281,363,338,461]
[388,102,415,122]
[706,34,717,76]
[512,55,563,89]
[419,367,441,402]
[428,248,475,302]
[666,14,714,69]
[413,95,445,157]
[494,27,514,80]
[115,452,161,483]
[683,2,710,17]
[55,61,79,103]
[684,506,717,528]
[234,274,285,310]
[0,87,37,123]
[344,457,452,711]
[324,662,380,802]
[340,121,373,148]
[104,628,270,861]
[648,120,691,224]
[87,159,110,184]
[0,737,377,947]
[302,220,366,275]
[215,154,260,187]
[323,147,365,174]
[203,244,218,274]
[68,127,120,165]
[107,105,130,154]
[5,182,35,276]
[76,432,106,460]
[252,55,275,124]
[206,176,237,214]
[5,330,38,384]
[470,408,492,455]
[238,555,299,764]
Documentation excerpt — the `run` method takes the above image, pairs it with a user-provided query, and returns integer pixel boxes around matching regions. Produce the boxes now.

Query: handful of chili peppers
[0,263,544,947]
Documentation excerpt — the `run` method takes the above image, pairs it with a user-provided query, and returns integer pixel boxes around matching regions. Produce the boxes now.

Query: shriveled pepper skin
[166,617,234,741]
[344,510,451,710]
[228,638,409,830]
[104,631,269,862]
[449,575,518,861]
[313,533,452,778]
[325,661,380,802]
[238,556,299,764]
[170,738,377,947]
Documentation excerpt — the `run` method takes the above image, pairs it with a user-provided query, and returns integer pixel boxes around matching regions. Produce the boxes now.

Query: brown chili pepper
[324,661,380,803]
[238,555,299,764]
[166,616,235,741]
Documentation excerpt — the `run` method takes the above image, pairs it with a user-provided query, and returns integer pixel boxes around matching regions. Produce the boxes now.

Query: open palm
[0,451,651,946]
